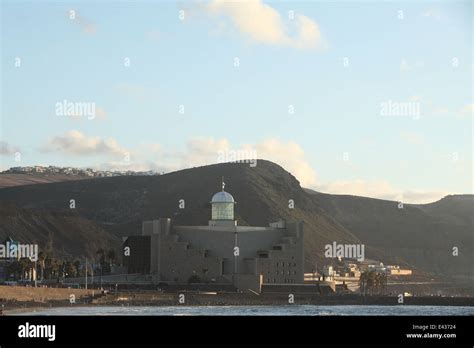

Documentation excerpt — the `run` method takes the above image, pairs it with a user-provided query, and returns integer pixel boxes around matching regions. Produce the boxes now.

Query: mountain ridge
[0,160,472,279]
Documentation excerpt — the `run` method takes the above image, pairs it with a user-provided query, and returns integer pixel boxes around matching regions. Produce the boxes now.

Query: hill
[0,161,360,269]
[415,195,474,227]
[0,174,92,189]
[307,191,473,279]
[0,161,472,279]
[0,201,120,260]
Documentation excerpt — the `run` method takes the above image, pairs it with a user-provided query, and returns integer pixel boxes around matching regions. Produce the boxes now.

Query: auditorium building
[123,182,304,293]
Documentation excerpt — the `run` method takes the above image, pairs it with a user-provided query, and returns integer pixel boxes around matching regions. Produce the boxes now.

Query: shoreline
[5,303,474,316]
[2,292,474,315]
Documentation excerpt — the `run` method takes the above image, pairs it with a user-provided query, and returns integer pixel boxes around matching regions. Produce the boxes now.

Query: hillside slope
[0,161,471,278]
[0,174,92,189]
[308,191,473,279]
[415,195,474,227]
[0,161,359,269]
[0,202,120,260]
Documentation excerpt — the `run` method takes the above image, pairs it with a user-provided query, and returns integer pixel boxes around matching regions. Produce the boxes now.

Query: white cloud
[0,141,20,155]
[99,137,318,187]
[460,103,474,117]
[252,138,318,187]
[317,180,400,201]
[315,180,448,204]
[402,190,449,204]
[400,59,424,72]
[186,137,318,187]
[69,11,97,34]
[422,9,441,20]
[66,106,108,122]
[408,96,422,102]
[96,107,108,120]
[400,131,424,145]
[164,137,232,170]
[107,136,448,203]
[400,58,411,72]
[39,133,450,204]
[41,130,129,158]
[202,0,323,49]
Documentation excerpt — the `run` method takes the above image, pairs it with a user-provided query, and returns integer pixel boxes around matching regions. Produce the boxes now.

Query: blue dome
[211,191,235,203]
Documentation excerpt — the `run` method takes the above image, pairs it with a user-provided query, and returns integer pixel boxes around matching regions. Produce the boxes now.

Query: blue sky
[1,0,472,203]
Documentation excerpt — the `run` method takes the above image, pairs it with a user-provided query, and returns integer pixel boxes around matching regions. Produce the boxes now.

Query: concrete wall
[158,233,222,283]
[255,221,304,284]
[261,283,319,294]
[173,225,290,275]
[123,236,150,273]
[222,274,262,293]
[144,218,304,291]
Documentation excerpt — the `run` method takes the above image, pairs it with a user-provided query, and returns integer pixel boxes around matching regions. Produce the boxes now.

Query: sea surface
[12,305,474,316]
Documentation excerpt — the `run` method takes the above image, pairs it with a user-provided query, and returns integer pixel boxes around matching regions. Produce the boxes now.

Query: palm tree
[360,270,388,295]
[374,272,380,293]
[50,258,60,281]
[96,249,105,266]
[107,249,116,267]
[96,249,105,286]
[359,271,368,295]
[367,270,378,295]
[43,251,57,280]
[18,258,32,281]
[378,272,387,294]
[64,261,76,278]
[37,252,46,281]
[74,260,82,277]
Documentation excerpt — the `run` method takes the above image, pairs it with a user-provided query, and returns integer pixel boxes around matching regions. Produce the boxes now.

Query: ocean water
[13,305,474,316]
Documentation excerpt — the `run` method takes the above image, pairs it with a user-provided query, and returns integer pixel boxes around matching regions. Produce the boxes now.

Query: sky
[1,0,472,203]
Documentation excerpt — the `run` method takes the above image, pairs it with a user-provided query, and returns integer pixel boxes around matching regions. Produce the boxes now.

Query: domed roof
[211,191,235,203]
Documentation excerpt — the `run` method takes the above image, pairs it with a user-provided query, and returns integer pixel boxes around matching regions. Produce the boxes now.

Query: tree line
[3,248,117,282]
[359,270,388,295]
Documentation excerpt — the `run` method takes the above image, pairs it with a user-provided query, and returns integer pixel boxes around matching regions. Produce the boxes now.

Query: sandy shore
[0,285,94,301]
[0,285,98,314]
[2,285,474,315]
